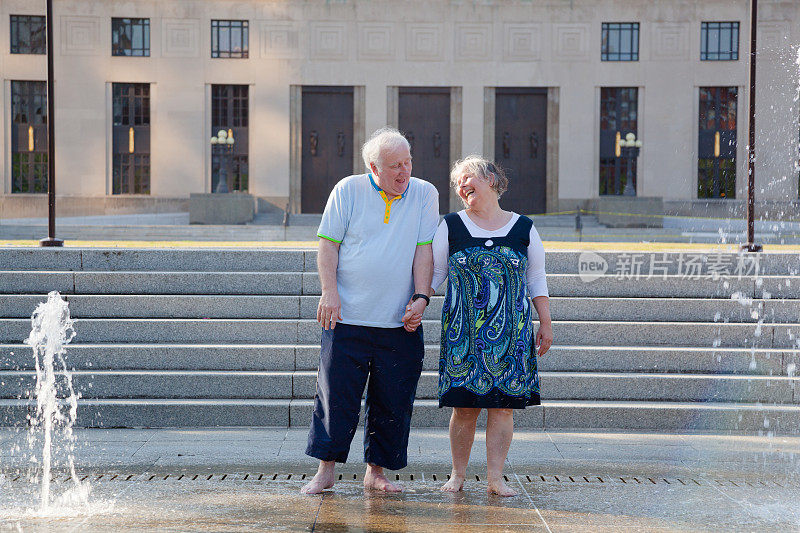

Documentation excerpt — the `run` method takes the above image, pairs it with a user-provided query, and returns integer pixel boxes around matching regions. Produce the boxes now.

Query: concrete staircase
[1,248,799,431]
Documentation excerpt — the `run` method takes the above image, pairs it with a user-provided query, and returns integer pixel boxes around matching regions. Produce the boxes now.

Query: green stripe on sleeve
[318,234,343,244]
[416,240,433,246]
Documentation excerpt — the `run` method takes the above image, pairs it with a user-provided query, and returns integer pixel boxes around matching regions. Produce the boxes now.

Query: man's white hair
[361,127,410,172]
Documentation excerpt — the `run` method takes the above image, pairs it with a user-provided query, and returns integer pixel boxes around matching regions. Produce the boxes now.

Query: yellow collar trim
[369,173,408,224]
[378,190,401,224]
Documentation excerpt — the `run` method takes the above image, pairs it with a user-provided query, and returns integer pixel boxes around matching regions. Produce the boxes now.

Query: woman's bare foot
[487,477,518,497]
[363,465,402,492]
[440,474,466,492]
[301,461,335,495]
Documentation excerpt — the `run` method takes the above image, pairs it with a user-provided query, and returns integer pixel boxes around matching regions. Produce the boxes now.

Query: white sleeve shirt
[431,210,548,298]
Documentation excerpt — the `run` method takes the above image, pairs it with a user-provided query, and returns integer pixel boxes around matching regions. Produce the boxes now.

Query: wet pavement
[1,428,799,531]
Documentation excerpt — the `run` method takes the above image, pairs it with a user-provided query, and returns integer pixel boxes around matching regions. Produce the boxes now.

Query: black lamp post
[619,132,642,196]
[744,0,762,252]
[39,0,62,247]
[210,128,234,193]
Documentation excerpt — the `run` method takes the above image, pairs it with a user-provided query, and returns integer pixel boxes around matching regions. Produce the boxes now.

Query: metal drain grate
[4,471,797,489]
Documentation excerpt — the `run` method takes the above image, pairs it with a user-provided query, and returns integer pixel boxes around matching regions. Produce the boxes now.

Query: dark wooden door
[599,87,638,195]
[698,87,737,198]
[10,81,48,193]
[211,84,249,192]
[302,86,354,213]
[398,87,449,213]
[495,88,547,214]
[112,83,151,194]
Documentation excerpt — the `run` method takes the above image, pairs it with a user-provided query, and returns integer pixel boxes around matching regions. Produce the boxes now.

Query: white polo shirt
[317,173,440,328]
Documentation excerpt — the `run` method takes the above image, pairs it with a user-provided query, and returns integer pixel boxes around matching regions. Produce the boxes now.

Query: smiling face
[371,144,412,198]
[456,170,496,209]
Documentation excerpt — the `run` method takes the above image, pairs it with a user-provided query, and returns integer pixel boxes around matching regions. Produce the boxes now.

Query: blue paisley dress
[439,212,540,408]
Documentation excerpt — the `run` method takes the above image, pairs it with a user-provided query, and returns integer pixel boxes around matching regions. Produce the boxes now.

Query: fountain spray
[24,291,83,511]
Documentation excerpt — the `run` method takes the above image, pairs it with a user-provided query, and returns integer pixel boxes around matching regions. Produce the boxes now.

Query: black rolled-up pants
[305,323,424,471]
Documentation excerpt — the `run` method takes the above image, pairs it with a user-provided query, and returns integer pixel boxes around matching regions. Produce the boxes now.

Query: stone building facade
[1,0,799,218]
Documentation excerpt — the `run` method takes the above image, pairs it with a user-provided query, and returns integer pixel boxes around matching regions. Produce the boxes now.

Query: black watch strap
[412,293,430,305]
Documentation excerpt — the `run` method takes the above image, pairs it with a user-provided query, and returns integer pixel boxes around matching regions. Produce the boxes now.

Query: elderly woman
[431,156,552,496]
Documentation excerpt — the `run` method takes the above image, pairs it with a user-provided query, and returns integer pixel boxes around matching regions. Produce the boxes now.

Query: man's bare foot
[301,462,335,495]
[440,474,466,492]
[487,477,518,497]
[363,465,402,492]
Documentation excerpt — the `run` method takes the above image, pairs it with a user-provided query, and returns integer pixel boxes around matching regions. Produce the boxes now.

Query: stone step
[0,370,291,400]
[248,398,800,431]
[0,248,310,272]
[0,343,301,372]
[0,225,319,242]
[4,223,797,243]
[1,248,796,276]
[3,294,799,322]
[2,344,794,375]
[2,271,797,299]
[1,318,793,347]
[0,398,292,426]
[2,370,796,404]
[1,398,798,431]
[0,271,305,296]
[0,294,307,319]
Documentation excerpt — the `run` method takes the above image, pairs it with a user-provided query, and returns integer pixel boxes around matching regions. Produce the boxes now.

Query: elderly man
[301,127,439,494]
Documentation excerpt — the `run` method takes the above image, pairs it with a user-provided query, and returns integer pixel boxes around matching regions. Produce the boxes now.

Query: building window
[698,87,737,199]
[701,22,739,61]
[10,15,46,54]
[601,22,639,61]
[599,87,638,195]
[112,18,150,57]
[212,85,248,128]
[112,83,151,194]
[211,20,248,58]
[11,81,48,193]
[211,85,249,191]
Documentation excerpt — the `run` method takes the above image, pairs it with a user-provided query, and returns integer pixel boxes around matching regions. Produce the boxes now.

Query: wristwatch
[411,293,430,305]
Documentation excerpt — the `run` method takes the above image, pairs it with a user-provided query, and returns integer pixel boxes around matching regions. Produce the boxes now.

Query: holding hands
[401,296,427,332]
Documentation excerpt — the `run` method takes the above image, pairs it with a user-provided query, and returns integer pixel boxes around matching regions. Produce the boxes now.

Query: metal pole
[744,0,762,252]
[40,0,63,247]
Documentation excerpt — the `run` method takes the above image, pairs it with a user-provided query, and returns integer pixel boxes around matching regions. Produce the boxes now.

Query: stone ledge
[597,196,663,228]
[189,193,255,225]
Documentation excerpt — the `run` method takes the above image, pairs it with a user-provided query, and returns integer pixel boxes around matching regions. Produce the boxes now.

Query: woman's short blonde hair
[449,156,509,204]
